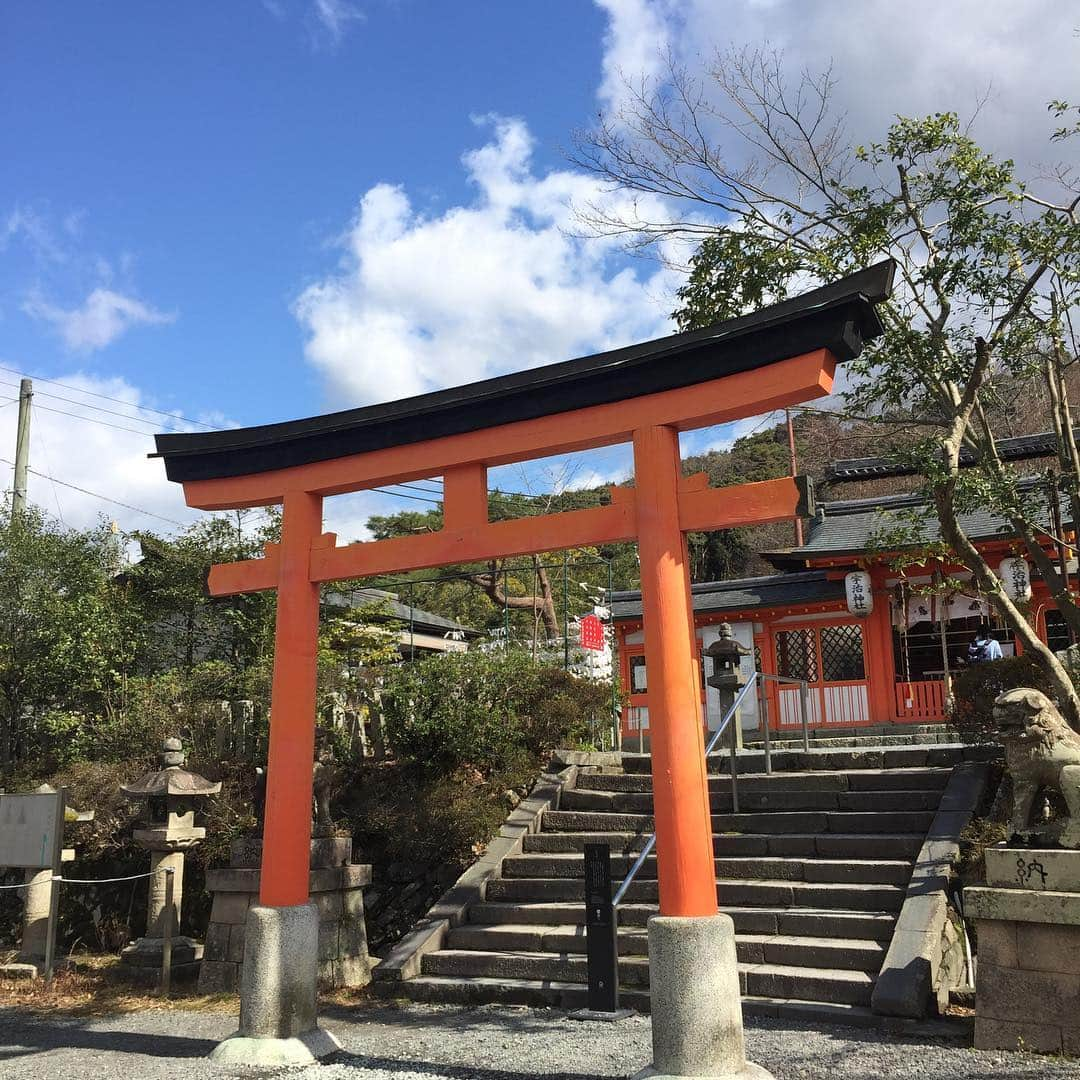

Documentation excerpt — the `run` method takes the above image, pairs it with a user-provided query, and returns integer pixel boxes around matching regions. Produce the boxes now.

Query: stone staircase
[743,723,965,752]
[385,739,995,1024]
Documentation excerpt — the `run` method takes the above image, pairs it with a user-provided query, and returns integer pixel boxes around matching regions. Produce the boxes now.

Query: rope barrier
[0,880,32,890]
[53,869,170,885]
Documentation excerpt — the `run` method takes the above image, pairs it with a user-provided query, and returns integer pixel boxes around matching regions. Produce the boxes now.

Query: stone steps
[467,901,898,941]
[542,809,937,835]
[421,949,876,1006]
[445,924,887,973]
[559,787,945,814]
[485,876,906,912]
[389,974,884,1028]
[501,853,913,886]
[522,830,925,860]
[743,731,963,750]
[575,767,951,794]
[621,743,998,775]
[384,734,978,1017]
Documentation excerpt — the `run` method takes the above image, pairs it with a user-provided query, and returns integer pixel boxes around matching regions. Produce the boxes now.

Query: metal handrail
[611,671,811,908]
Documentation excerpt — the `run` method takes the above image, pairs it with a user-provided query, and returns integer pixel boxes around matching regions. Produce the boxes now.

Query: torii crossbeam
[155,261,893,1069]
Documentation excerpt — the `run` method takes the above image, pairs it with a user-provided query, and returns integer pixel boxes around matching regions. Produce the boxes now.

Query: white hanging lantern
[845,571,874,616]
[999,557,1031,602]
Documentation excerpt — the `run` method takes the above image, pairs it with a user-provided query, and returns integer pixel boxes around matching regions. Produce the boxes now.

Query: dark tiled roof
[827,429,1074,482]
[766,483,1067,564]
[611,570,843,621]
[323,587,478,636]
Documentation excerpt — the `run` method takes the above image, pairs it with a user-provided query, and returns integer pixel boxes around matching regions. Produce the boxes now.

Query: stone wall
[966,844,1080,1054]
[199,844,372,994]
[974,917,1080,1053]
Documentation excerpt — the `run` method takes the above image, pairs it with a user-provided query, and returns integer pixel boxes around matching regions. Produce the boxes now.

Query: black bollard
[584,842,620,1012]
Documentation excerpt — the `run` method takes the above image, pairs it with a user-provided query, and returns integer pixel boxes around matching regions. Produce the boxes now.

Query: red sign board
[579,613,605,651]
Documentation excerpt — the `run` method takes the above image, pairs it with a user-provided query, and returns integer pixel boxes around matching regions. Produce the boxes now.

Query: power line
[0,377,184,433]
[34,421,66,524]
[0,456,186,527]
[30,400,157,437]
[0,363,215,430]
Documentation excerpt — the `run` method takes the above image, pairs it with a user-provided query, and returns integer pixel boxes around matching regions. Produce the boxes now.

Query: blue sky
[1,1,1075,538]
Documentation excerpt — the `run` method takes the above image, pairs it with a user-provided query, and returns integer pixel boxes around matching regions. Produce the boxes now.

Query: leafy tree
[0,502,139,772]
[380,650,611,775]
[573,49,1080,720]
[126,510,279,682]
[364,488,635,646]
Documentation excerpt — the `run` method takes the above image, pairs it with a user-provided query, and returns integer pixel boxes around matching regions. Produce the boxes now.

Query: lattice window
[775,629,816,682]
[820,624,865,682]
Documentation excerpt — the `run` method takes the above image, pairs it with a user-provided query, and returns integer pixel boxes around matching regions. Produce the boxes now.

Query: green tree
[0,503,138,772]
[574,50,1080,720]
[126,510,279,682]
[364,488,635,647]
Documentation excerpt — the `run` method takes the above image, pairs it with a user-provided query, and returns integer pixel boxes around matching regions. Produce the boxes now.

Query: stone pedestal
[120,829,204,978]
[209,903,341,1066]
[634,915,773,1080]
[965,844,1080,1054]
[198,835,372,994]
[18,866,54,965]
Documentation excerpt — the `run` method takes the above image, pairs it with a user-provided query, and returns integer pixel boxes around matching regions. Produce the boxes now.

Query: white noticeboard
[0,791,65,870]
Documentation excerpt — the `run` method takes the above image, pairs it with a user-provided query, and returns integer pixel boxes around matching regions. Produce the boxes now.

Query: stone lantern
[705,622,751,749]
[120,736,220,976]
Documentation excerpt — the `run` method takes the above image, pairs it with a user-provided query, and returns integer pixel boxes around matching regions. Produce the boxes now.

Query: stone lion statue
[994,687,1080,848]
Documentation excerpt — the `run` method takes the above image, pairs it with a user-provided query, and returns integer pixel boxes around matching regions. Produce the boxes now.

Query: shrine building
[613,449,1075,740]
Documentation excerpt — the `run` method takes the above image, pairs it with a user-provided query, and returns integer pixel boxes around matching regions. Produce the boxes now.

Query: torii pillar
[154,261,892,1074]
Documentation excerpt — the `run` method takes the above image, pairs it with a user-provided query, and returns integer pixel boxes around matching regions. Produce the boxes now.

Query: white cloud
[312,0,364,46]
[23,288,175,352]
[295,115,677,408]
[595,0,678,113]
[594,0,1080,169]
[0,371,220,534]
[2,205,70,265]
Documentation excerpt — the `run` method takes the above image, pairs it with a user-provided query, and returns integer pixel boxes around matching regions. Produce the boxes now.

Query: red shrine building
[612,441,1074,740]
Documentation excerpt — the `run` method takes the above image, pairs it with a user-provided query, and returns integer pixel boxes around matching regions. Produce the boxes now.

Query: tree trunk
[468,561,560,637]
[934,484,1080,727]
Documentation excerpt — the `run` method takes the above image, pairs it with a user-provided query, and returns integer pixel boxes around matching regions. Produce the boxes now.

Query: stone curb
[552,748,623,769]
[373,762,578,983]
[871,761,989,1019]
[964,885,1080,926]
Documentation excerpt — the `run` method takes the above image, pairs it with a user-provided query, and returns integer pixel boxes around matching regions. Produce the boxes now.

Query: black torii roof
[153,261,895,484]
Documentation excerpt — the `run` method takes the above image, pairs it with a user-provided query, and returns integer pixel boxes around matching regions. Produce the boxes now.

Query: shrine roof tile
[611,570,843,621]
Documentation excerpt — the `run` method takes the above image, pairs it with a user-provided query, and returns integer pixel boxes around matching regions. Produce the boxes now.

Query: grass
[0,954,236,1017]
[0,952,380,1018]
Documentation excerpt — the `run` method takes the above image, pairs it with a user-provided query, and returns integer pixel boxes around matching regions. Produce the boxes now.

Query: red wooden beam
[205,475,806,597]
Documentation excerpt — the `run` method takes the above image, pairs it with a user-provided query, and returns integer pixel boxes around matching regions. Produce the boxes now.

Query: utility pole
[12,378,32,516]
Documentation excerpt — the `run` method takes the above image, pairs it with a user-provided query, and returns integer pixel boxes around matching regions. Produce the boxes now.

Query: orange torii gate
[155,261,892,1071]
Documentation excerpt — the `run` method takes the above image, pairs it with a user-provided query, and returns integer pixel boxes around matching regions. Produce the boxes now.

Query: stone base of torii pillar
[209,903,340,1066]
[634,915,773,1080]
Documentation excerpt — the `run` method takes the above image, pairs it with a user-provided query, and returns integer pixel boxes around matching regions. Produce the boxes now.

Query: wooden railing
[894,680,947,722]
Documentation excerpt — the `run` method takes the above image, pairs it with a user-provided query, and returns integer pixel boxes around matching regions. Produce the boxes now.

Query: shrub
[380,650,612,775]
[951,655,1060,742]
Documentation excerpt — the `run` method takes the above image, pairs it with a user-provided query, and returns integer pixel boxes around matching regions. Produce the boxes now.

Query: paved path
[0,1002,1076,1079]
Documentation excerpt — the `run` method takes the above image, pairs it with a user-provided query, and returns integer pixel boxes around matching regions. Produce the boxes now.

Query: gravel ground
[0,1002,1077,1080]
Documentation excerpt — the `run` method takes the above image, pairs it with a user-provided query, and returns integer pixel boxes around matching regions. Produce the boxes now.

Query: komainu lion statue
[994,687,1080,848]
